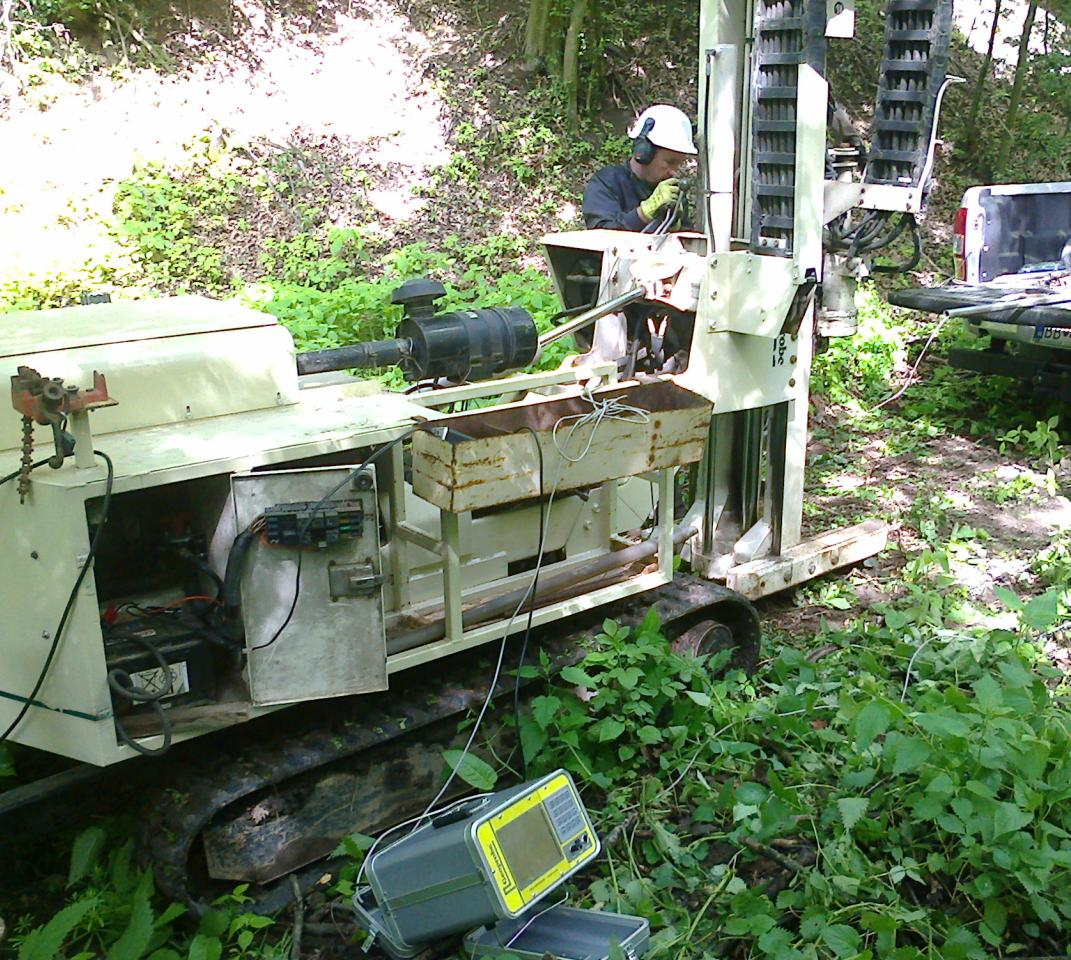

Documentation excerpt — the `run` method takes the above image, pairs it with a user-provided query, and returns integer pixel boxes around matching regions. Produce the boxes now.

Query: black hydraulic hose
[175,547,225,598]
[107,636,174,703]
[221,526,259,640]
[107,634,175,755]
[0,457,51,488]
[858,211,911,255]
[873,217,922,274]
[296,337,410,376]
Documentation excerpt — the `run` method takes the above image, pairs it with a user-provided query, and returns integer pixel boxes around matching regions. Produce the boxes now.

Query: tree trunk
[963,0,1003,153]
[562,0,590,127]
[524,0,549,65]
[995,0,1040,175]
[544,7,566,76]
[584,2,602,116]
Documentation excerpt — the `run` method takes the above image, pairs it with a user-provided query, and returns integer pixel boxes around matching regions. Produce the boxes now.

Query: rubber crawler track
[141,575,759,914]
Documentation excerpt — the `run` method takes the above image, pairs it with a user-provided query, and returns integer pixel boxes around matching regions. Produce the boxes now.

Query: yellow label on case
[474,773,595,915]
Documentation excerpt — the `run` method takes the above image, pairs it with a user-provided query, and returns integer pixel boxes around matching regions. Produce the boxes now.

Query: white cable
[552,385,651,463]
[354,792,490,890]
[900,637,934,702]
[358,385,634,902]
[874,313,949,410]
[503,893,569,950]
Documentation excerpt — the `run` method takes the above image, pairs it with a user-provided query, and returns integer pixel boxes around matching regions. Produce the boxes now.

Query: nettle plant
[12,827,284,960]
[522,600,1071,958]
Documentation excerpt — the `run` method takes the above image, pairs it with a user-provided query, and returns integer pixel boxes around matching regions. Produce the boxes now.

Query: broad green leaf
[1022,589,1060,631]
[155,904,186,928]
[915,712,971,739]
[940,925,985,960]
[18,896,99,960]
[926,772,955,798]
[67,826,107,887]
[733,803,760,822]
[148,951,182,960]
[560,666,597,687]
[332,832,375,859]
[854,701,891,751]
[442,750,497,790]
[637,725,662,744]
[737,782,768,805]
[685,690,711,707]
[992,801,1032,838]
[997,657,1034,689]
[531,695,561,730]
[652,822,682,860]
[861,911,897,955]
[836,797,869,831]
[819,923,861,957]
[110,839,136,895]
[889,734,931,774]
[637,607,661,636]
[993,585,1023,612]
[983,898,1007,937]
[196,911,229,939]
[520,721,547,762]
[971,675,1004,712]
[590,717,626,742]
[757,926,794,954]
[186,935,222,960]
[613,667,644,690]
[106,873,155,960]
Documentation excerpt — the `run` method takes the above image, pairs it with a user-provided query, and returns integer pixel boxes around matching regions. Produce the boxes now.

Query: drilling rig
[0,0,954,913]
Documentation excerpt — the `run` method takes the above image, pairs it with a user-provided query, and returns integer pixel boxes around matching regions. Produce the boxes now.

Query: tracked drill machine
[0,0,953,911]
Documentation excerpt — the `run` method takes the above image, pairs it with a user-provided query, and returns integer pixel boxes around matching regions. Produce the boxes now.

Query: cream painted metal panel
[233,467,388,706]
[1,325,301,449]
[0,296,278,357]
[0,386,438,497]
[2,480,118,765]
[696,252,799,338]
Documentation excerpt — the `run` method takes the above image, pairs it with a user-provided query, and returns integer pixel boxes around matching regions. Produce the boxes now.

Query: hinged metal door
[231,465,387,706]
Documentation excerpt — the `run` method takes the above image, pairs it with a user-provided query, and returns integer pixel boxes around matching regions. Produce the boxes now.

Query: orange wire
[162,595,222,609]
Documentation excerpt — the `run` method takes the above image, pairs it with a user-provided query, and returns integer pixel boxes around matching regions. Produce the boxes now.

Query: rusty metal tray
[411,381,711,513]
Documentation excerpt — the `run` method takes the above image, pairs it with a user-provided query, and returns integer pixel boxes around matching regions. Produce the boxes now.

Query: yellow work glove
[639,178,680,220]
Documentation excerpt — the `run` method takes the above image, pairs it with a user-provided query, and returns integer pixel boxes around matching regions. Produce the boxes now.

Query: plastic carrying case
[463,904,650,960]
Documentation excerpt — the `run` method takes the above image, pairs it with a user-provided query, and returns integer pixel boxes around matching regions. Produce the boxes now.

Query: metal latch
[328,562,383,600]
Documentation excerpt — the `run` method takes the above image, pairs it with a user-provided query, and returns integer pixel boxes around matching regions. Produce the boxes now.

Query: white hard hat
[628,104,697,155]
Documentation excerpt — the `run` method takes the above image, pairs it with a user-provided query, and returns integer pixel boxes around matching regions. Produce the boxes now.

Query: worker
[582,104,697,232]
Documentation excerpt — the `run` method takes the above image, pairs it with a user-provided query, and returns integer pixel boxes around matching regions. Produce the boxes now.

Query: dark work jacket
[582,163,653,231]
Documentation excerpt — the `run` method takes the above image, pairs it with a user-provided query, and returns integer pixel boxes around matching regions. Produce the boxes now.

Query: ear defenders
[632,117,656,165]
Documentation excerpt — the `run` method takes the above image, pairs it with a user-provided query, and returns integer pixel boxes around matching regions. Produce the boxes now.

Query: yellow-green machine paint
[0,296,697,764]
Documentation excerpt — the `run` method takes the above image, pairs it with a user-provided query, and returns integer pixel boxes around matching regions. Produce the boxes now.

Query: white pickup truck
[890,182,1071,393]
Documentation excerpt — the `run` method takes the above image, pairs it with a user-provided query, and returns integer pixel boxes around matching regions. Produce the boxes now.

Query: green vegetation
[508,598,1071,959]
[8,829,285,960]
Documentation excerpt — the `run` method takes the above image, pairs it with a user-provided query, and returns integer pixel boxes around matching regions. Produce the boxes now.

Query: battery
[104,616,215,710]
